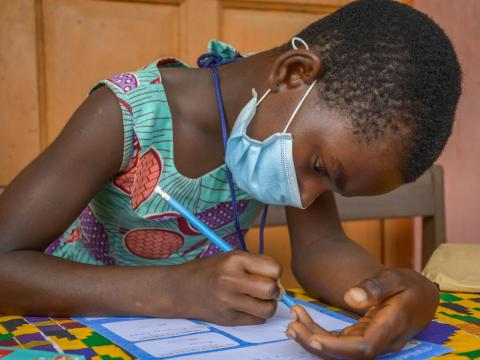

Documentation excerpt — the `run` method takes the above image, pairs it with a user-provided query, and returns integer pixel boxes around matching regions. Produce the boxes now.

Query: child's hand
[286,269,439,359]
[173,251,282,326]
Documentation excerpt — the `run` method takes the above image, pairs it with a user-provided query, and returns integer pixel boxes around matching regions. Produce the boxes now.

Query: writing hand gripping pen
[154,186,297,308]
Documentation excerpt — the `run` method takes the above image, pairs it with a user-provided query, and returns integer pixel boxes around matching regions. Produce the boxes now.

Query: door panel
[221,7,320,52]
[0,0,40,185]
[42,0,181,143]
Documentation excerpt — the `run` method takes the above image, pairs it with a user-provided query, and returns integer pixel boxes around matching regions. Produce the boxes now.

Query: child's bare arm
[0,86,125,256]
[287,191,383,308]
[286,192,438,358]
[0,88,281,322]
[0,86,155,315]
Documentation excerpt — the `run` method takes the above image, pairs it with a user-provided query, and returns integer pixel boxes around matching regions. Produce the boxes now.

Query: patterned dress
[45,41,263,265]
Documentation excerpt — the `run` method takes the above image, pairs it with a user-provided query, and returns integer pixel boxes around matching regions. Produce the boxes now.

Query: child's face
[289,106,405,207]
[244,48,405,207]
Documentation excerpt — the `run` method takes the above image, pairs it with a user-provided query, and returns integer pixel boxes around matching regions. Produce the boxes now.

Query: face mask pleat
[226,82,315,208]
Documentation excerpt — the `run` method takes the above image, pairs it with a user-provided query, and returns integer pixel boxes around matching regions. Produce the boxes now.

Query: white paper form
[102,318,209,342]
[137,332,238,358]
[209,303,349,343]
[173,341,319,360]
[76,300,451,360]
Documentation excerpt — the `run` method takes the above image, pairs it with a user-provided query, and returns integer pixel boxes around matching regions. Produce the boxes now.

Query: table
[0,291,478,359]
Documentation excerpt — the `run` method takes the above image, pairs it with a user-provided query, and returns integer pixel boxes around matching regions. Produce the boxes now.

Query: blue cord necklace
[197,52,268,254]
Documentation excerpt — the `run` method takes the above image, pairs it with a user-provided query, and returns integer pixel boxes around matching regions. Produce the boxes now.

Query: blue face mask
[225,73,317,209]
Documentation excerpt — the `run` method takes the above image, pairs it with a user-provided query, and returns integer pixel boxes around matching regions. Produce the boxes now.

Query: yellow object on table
[423,244,480,293]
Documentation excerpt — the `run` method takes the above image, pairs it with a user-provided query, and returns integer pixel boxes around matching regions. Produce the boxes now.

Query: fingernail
[286,329,296,339]
[277,283,285,301]
[310,340,322,350]
[290,309,298,321]
[349,288,367,303]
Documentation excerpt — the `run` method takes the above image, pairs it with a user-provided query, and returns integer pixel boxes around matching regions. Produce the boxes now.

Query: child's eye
[313,157,328,178]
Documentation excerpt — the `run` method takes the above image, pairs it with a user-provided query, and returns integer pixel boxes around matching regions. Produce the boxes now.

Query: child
[0,0,461,358]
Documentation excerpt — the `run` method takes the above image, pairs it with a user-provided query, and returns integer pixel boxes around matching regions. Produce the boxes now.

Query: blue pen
[154,186,297,308]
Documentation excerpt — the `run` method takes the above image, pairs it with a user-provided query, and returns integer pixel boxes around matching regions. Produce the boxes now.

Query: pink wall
[415,0,480,244]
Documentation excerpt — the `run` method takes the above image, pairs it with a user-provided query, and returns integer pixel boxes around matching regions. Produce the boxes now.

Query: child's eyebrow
[331,158,348,192]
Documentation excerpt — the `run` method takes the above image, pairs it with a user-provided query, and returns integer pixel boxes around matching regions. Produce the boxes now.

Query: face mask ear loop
[256,88,271,106]
[256,37,309,108]
[282,79,317,133]
[291,37,309,50]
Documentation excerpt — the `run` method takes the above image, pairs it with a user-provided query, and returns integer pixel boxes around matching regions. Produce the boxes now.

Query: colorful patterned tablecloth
[0,291,478,359]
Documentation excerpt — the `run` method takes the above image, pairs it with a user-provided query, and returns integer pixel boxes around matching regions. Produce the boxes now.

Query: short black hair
[293,0,461,182]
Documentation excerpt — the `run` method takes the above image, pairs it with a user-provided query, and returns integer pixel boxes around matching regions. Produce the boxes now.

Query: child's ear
[268,49,322,93]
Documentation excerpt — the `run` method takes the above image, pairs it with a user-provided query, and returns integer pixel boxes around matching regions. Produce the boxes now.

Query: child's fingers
[340,311,376,335]
[290,305,311,322]
[300,320,397,360]
[286,320,312,341]
[236,252,282,280]
[344,269,406,310]
[290,305,327,334]
[286,322,334,359]
[305,333,379,359]
[286,314,382,359]
[235,295,277,320]
[341,321,369,336]
[232,273,280,300]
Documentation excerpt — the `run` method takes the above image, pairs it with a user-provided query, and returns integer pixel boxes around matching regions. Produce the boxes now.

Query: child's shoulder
[90,57,190,99]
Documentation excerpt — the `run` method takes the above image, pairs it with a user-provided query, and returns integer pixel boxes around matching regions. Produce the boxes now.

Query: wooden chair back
[253,165,446,267]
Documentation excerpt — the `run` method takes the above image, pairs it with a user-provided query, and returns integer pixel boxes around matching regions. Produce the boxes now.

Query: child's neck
[216,51,276,132]
[157,51,276,178]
